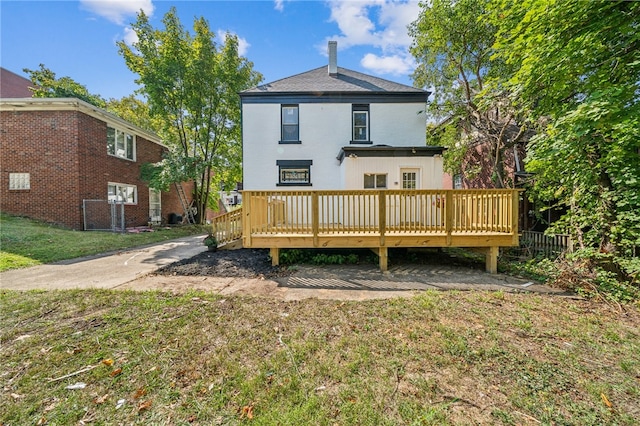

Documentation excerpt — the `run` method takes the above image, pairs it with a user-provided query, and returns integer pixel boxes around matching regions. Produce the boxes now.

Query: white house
[240,42,445,191]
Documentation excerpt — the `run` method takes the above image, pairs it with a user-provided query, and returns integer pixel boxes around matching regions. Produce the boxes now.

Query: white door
[149,189,161,224]
[399,168,421,225]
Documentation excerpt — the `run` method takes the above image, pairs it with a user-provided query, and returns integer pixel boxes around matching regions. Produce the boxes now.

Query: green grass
[0,212,209,271]
[1,290,638,425]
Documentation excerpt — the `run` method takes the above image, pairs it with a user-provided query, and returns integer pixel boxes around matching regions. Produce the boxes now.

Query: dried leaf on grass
[132,388,147,399]
[240,404,254,419]
[137,399,152,412]
[94,394,109,405]
[110,368,122,377]
[601,393,613,409]
[101,359,114,367]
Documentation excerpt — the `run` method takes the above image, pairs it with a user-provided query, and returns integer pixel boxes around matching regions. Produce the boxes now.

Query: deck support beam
[485,246,498,274]
[270,247,280,266]
[370,247,388,272]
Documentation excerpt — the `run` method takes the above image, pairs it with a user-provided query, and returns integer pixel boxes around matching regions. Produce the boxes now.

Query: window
[352,104,369,142]
[364,173,387,189]
[277,160,312,186]
[149,189,161,224]
[107,126,136,160]
[9,173,30,190]
[402,171,418,189]
[108,183,137,204]
[454,174,463,189]
[281,105,299,143]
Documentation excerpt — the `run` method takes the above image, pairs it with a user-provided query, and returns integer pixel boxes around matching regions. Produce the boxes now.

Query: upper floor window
[352,104,370,143]
[108,182,137,204]
[107,126,136,160]
[281,105,300,143]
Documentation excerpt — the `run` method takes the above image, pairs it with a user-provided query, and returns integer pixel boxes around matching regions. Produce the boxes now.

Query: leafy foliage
[490,0,640,255]
[118,8,262,223]
[23,64,106,108]
[409,0,528,188]
[105,95,161,134]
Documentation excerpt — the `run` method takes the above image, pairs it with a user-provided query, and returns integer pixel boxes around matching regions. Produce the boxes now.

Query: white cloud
[122,27,138,46]
[274,0,284,12]
[361,53,414,75]
[217,30,250,57]
[322,0,420,76]
[79,0,154,25]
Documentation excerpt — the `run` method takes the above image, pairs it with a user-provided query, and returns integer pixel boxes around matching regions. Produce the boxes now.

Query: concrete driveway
[0,235,207,291]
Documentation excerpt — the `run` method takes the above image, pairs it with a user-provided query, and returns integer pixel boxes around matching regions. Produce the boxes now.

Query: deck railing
[242,189,519,240]
[214,189,519,273]
[211,208,243,245]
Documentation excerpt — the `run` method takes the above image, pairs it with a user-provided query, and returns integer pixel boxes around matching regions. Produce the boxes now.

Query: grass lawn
[1,289,638,425]
[0,212,209,272]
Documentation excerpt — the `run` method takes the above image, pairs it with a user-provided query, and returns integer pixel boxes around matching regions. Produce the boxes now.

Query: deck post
[312,192,319,247]
[485,246,498,274]
[270,247,280,266]
[511,190,520,246]
[378,191,386,246]
[379,246,388,272]
[445,191,453,246]
[243,192,252,247]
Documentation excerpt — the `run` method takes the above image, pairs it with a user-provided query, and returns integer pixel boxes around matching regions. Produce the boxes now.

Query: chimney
[328,41,338,76]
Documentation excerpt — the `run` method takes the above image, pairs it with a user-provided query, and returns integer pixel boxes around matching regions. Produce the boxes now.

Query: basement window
[277,160,312,186]
[9,173,30,190]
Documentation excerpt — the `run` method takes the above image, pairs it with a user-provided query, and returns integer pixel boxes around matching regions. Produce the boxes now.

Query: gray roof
[241,66,427,95]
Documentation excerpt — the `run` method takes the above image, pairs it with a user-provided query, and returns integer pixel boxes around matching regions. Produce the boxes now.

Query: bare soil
[156,248,290,279]
[155,247,484,279]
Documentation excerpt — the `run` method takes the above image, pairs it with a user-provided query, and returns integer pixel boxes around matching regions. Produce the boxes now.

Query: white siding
[370,103,426,146]
[242,101,431,190]
[342,156,443,190]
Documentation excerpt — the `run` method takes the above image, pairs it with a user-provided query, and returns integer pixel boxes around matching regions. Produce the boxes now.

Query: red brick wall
[1,110,82,228]
[1,108,189,229]
[0,68,33,98]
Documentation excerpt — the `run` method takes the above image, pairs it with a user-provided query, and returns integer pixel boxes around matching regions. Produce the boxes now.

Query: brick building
[0,97,192,230]
[0,67,33,98]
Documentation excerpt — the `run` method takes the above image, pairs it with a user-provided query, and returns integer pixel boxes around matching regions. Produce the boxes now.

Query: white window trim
[107,125,136,161]
[9,173,30,190]
[364,173,387,189]
[108,182,138,205]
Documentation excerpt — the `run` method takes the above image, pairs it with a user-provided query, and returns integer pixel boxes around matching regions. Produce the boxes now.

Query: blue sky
[1,0,423,100]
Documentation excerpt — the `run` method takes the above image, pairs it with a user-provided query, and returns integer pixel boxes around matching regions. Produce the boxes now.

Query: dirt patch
[156,247,484,279]
[156,248,289,279]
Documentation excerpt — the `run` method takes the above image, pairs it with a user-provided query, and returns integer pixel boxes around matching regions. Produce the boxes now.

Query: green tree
[23,64,106,108]
[409,0,528,188]
[491,0,640,254]
[118,8,262,223]
[105,95,161,134]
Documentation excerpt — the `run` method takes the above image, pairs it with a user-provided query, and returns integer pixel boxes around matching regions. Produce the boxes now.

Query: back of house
[240,41,445,191]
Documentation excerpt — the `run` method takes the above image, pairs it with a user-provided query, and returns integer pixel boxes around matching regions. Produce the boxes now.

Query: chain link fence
[83,199,125,231]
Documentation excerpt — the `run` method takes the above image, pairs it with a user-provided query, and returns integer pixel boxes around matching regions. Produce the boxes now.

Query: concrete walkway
[0,235,207,291]
[1,235,565,300]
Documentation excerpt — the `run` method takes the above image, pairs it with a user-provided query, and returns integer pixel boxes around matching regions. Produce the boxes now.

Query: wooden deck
[212,189,521,273]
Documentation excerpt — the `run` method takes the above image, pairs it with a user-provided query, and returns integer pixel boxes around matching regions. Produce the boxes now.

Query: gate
[83,199,125,231]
